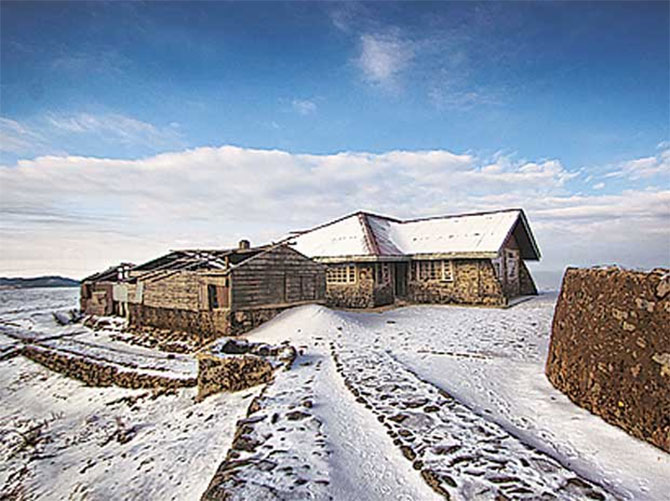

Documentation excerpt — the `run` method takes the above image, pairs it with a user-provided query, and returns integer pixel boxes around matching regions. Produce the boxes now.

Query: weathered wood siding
[80,282,114,316]
[519,260,538,295]
[231,246,326,309]
[142,271,202,312]
[500,234,521,298]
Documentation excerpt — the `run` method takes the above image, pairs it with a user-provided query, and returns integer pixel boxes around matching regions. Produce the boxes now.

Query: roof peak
[398,208,523,224]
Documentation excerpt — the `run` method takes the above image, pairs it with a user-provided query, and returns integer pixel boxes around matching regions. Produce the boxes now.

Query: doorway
[394,262,408,299]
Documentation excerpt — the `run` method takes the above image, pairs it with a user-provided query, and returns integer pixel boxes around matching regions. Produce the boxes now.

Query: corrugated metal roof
[290,209,541,260]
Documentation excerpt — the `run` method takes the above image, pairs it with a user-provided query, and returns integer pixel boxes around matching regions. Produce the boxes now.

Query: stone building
[288,209,540,308]
[124,242,325,340]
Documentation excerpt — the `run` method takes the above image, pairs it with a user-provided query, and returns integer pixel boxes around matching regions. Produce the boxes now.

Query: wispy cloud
[0,112,184,162]
[0,118,49,155]
[603,146,670,181]
[46,112,182,148]
[356,34,414,89]
[291,99,317,115]
[332,4,509,107]
[1,145,667,277]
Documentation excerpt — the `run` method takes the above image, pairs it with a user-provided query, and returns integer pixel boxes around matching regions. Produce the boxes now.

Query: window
[492,257,503,280]
[417,261,440,281]
[414,260,453,282]
[441,260,454,282]
[506,251,518,281]
[327,264,356,284]
[376,263,391,284]
[208,284,219,309]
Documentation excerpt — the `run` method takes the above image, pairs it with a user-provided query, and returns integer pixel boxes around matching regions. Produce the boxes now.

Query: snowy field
[1,288,668,500]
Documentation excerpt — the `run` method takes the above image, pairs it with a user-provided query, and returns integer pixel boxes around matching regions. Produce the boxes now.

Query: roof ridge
[399,208,523,224]
[358,213,381,255]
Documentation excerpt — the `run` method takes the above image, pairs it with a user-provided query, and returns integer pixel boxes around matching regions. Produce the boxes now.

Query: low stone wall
[129,303,310,341]
[546,266,670,452]
[22,345,195,389]
[196,353,273,401]
[197,339,296,401]
[407,260,506,307]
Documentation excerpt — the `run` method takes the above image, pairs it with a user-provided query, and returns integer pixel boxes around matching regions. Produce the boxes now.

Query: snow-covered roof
[289,209,541,261]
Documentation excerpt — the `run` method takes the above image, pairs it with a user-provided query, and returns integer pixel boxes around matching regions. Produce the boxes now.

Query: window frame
[441,260,454,282]
[412,260,454,282]
[326,264,357,284]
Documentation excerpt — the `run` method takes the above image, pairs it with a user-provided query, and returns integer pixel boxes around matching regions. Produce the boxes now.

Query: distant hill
[0,276,80,289]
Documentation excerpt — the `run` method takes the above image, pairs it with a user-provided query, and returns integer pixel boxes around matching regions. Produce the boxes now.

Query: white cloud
[357,34,413,87]
[291,99,317,115]
[593,182,605,190]
[0,145,667,279]
[604,147,670,181]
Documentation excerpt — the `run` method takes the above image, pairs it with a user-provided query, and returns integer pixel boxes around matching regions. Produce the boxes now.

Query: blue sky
[0,1,668,281]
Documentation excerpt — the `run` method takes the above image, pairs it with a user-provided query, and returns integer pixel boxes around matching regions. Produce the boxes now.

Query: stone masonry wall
[546,267,670,452]
[128,303,230,342]
[407,260,506,306]
[196,353,273,401]
[129,302,307,340]
[374,281,394,307]
[22,345,195,389]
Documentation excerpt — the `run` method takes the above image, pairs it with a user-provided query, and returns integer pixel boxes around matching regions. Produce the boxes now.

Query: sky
[0,1,668,285]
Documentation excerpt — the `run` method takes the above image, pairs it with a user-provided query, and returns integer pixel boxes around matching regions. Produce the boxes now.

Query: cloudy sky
[1,1,668,284]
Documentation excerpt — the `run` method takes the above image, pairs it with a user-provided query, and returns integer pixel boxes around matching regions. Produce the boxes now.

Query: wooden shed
[80,263,134,316]
[127,242,326,341]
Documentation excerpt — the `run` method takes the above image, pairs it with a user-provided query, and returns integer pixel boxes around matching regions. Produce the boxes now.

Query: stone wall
[196,353,273,401]
[22,345,195,389]
[374,281,395,307]
[546,266,670,452]
[128,303,230,342]
[407,259,506,306]
[129,302,313,340]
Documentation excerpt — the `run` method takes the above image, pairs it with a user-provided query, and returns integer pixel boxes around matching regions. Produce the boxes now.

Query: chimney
[238,239,250,250]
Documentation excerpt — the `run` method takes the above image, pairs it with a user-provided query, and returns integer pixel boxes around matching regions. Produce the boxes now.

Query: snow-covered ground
[1,288,668,500]
[246,294,669,501]
[0,288,256,499]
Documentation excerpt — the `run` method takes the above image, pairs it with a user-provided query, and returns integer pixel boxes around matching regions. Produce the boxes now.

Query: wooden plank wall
[231,247,326,308]
[142,271,202,312]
